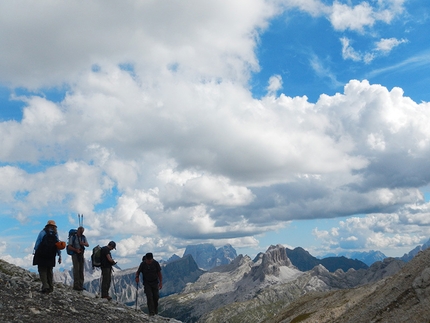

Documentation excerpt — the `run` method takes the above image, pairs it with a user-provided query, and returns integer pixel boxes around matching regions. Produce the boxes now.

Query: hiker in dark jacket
[68,226,89,291]
[32,220,62,293]
[135,252,162,316]
[100,241,116,300]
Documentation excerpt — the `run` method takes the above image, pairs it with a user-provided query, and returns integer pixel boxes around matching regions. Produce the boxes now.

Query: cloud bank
[2,0,428,263]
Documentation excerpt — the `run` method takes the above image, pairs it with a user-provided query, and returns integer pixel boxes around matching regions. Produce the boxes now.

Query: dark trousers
[38,265,54,291]
[144,283,160,315]
[72,253,85,290]
[101,267,112,298]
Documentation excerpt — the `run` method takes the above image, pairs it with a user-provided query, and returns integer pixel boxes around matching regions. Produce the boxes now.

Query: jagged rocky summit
[0,259,181,323]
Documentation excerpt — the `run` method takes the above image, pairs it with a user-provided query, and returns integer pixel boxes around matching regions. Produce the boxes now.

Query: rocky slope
[0,259,181,323]
[263,247,430,323]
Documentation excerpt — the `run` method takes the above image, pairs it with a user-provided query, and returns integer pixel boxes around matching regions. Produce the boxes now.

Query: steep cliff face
[213,244,237,267]
[254,244,294,276]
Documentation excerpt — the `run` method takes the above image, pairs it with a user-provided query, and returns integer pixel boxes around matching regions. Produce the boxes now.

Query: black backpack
[38,229,58,258]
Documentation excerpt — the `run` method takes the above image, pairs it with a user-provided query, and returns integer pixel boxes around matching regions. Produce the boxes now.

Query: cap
[108,241,116,249]
[47,220,57,227]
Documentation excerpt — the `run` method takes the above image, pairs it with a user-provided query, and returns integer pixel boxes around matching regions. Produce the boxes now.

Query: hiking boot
[102,296,112,301]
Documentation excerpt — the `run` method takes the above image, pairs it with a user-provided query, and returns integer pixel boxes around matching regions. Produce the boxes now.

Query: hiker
[68,226,89,291]
[32,220,62,294]
[100,241,117,300]
[135,252,163,316]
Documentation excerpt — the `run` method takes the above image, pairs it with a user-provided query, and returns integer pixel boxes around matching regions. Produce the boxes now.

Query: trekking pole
[99,269,102,298]
[135,281,139,311]
[78,213,83,227]
[111,268,118,301]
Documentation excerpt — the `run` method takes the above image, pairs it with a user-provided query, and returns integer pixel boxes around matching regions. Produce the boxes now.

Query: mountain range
[322,238,430,266]
[321,250,387,266]
[55,242,372,300]
[285,247,368,272]
[4,243,430,322]
[158,244,406,322]
[49,239,430,321]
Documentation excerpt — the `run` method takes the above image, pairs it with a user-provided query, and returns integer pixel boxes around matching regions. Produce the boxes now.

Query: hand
[159,282,162,290]
[135,277,139,283]
[58,257,62,264]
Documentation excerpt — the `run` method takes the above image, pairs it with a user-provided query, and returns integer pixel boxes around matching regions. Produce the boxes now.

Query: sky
[1,0,430,272]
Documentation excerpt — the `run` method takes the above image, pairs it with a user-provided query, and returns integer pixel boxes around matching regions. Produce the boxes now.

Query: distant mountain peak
[184,243,237,270]
[264,244,293,267]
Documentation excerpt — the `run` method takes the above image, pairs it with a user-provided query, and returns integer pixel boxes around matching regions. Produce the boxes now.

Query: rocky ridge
[264,247,430,323]
[0,259,181,323]
[286,247,368,272]
[399,238,430,262]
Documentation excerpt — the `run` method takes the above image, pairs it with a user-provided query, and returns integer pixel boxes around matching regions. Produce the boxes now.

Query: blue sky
[1,0,430,271]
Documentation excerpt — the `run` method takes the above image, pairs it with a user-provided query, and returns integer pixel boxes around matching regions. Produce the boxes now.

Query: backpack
[66,229,78,255]
[91,245,102,268]
[37,229,58,258]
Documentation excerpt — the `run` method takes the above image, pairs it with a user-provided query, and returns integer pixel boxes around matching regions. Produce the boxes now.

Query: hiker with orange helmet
[32,220,62,294]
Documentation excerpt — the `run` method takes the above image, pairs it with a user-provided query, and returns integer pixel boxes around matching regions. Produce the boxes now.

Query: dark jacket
[136,259,162,287]
[100,246,113,268]
[32,228,59,267]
